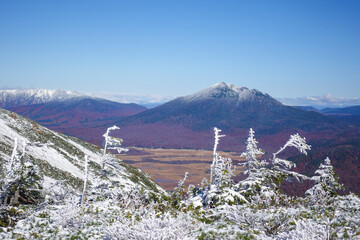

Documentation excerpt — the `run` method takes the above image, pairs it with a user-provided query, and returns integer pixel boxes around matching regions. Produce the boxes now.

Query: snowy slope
[0,108,162,193]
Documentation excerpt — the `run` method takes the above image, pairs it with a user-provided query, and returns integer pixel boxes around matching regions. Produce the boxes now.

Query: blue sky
[1,0,359,98]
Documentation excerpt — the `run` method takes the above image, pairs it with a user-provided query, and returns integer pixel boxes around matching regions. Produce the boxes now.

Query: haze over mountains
[90,92,174,108]
[321,105,360,116]
[278,94,360,109]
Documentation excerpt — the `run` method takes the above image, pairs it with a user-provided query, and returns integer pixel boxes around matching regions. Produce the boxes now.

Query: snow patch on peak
[182,82,268,103]
[227,83,249,93]
[212,82,228,88]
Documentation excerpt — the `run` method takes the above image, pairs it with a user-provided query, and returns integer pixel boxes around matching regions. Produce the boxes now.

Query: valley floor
[119,147,246,190]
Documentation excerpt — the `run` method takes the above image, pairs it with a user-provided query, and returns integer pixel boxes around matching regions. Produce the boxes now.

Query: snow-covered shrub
[275,219,329,240]
[105,211,198,240]
[171,172,189,209]
[43,180,78,205]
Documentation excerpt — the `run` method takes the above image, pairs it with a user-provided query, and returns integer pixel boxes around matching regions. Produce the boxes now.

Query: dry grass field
[117,147,246,191]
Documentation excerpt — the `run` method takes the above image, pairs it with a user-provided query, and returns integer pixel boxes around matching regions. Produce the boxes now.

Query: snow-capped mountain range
[1,87,359,109]
[0,88,172,108]
[0,89,87,108]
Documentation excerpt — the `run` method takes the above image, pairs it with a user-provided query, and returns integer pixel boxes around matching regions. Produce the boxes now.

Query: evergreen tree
[242,128,264,176]
[236,131,311,206]
[236,128,271,202]
[306,157,344,204]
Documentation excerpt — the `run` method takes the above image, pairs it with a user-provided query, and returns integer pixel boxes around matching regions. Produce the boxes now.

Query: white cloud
[277,94,360,109]
[89,92,175,108]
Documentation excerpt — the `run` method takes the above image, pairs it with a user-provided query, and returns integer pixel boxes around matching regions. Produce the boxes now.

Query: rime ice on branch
[103,125,128,155]
[271,133,311,182]
[273,133,311,160]
[101,125,128,170]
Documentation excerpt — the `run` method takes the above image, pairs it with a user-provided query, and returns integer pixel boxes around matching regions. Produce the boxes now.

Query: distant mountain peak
[182,82,276,105]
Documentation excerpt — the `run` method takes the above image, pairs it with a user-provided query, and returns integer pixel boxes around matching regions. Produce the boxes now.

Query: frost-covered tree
[242,128,264,175]
[192,128,245,207]
[209,127,236,188]
[1,138,21,204]
[101,125,128,171]
[270,133,311,187]
[210,127,226,185]
[235,131,311,206]
[172,172,188,208]
[1,138,43,205]
[236,128,271,201]
[306,157,344,204]
[213,155,235,188]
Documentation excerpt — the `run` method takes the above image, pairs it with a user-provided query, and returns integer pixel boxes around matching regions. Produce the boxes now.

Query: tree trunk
[3,193,9,205]
[11,189,20,205]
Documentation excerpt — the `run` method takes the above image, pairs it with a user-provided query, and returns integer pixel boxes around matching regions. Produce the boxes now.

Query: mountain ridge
[0,89,87,107]
[0,89,147,139]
